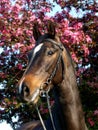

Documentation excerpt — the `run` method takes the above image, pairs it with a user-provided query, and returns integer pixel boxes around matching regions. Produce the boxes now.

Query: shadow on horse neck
[17,21,88,130]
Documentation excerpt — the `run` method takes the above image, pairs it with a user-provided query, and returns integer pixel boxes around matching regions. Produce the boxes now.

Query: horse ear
[33,22,41,41]
[47,21,61,43]
[47,21,56,38]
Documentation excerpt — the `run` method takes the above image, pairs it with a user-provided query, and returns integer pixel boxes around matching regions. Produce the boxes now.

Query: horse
[17,22,88,130]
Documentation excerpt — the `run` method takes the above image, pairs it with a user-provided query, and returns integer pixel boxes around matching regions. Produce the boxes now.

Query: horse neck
[51,88,67,130]
[53,48,87,130]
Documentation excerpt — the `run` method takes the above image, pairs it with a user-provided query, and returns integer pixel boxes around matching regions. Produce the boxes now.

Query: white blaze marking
[19,77,25,94]
[19,44,43,94]
[33,43,43,57]
[23,43,43,75]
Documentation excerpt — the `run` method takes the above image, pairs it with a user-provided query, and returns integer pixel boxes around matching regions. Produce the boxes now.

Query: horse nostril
[22,83,30,97]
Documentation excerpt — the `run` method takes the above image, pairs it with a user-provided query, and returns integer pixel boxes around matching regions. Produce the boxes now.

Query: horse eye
[47,50,54,56]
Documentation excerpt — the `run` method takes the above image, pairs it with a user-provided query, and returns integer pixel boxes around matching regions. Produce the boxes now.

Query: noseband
[36,39,64,130]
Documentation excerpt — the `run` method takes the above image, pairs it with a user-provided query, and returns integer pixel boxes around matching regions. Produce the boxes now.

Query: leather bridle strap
[43,53,62,87]
[45,38,63,51]
[36,92,56,130]
[36,104,47,130]
[46,91,56,130]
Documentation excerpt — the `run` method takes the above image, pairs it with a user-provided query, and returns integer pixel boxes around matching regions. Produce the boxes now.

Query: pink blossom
[0,42,4,46]
[20,46,28,53]
[71,34,80,44]
[30,37,35,44]
[44,15,51,21]
[27,44,35,51]
[0,72,7,79]
[14,43,24,50]
[29,15,36,22]
[64,30,73,36]
[82,44,90,56]
[4,50,9,55]
[87,82,98,88]
[87,118,95,126]
[61,38,69,44]
[26,30,33,36]
[26,0,31,4]
[36,19,42,24]
[94,110,98,116]
[85,58,89,62]
[71,53,78,63]
[11,2,22,13]
[13,101,17,105]
[78,68,86,73]
[17,63,23,70]
[71,31,84,44]
[61,19,69,28]
[74,22,83,30]
[76,68,86,76]
[86,35,92,43]
[42,7,50,13]
[16,28,23,36]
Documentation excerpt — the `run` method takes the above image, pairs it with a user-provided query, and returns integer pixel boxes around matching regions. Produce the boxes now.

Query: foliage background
[0,0,98,129]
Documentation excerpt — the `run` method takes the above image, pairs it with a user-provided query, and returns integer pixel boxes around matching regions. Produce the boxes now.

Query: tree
[0,0,97,129]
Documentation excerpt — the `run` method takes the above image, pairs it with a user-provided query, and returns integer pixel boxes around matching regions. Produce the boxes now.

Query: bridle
[35,39,64,130]
[39,39,64,97]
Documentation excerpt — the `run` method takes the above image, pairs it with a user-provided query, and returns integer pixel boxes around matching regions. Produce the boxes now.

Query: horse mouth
[24,89,40,104]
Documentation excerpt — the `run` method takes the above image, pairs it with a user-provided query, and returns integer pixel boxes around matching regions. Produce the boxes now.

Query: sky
[0,121,13,130]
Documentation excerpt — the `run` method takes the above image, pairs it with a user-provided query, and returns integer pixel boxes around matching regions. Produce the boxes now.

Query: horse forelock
[36,33,56,45]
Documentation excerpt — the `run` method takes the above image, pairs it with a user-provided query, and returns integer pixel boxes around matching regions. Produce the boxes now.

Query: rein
[36,91,56,130]
[36,39,64,130]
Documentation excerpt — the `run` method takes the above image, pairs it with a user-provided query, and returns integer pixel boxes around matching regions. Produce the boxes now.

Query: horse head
[18,22,64,104]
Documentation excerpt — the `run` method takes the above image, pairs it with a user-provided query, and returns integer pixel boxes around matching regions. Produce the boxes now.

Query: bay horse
[17,22,88,130]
